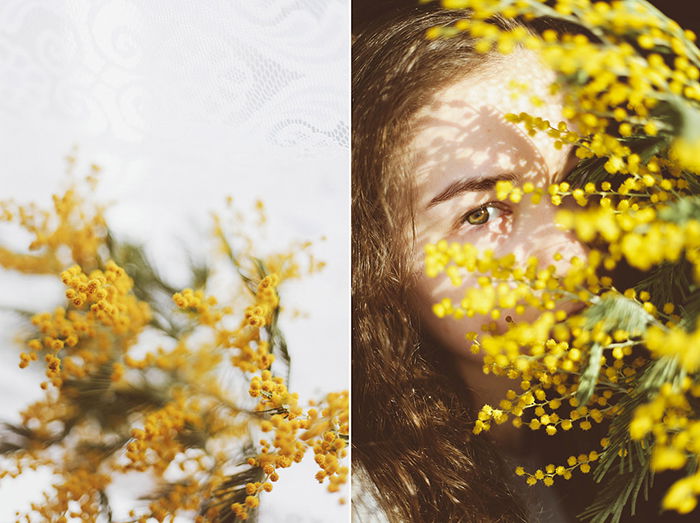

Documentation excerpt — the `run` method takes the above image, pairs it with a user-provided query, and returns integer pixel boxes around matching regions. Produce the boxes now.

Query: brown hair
[352,7,529,523]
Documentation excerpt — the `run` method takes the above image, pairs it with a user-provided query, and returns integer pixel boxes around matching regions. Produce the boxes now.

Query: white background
[0,1,349,521]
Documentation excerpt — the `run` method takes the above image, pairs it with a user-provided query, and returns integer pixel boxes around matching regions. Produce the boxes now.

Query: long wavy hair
[352,7,530,523]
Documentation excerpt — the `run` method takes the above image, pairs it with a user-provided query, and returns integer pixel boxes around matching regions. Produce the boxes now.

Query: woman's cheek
[414,272,511,363]
[415,267,560,359]
[452,215,514,251]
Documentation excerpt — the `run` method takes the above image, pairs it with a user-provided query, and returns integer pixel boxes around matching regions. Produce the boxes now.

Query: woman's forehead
[423,49,560,122]
[409,49,570,190]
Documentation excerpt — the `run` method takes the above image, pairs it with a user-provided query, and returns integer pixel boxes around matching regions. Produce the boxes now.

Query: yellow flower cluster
[61,261,152,333]
[645,324,700,372]
[0,168,105,275]
[24,468,112,522]
[426,239,604,316]
[175,209,347,520]
[125,396,203,474]
[233,373,349,520]
[4,173,347,521]
[425,239,676,493]
[428,1,700,515]
[557,207,700,276]
[229,274,280,372]
[172,288,224,326]
[628,380,700,513]
[433,0,700,176]
[19,261,151,390]
[671,136,700,174]
[515,448,602,487]
[425,213,699,503]
[309,392,350,494]
[134,481,205,523]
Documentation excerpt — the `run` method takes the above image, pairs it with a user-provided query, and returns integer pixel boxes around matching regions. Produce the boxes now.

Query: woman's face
[410,49,587,363]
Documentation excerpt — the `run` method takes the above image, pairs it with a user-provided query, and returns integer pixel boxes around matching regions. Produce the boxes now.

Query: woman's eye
[462,204,503,226]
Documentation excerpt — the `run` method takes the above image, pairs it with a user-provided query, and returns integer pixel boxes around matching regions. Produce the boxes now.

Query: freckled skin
[408,50,588,435]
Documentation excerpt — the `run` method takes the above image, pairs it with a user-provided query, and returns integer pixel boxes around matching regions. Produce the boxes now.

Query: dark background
[352,0,700,37]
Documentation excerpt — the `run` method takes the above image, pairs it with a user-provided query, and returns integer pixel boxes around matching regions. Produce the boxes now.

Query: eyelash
[458,201,512,229]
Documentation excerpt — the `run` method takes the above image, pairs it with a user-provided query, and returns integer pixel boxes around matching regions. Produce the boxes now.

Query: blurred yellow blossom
[0,168,347,521]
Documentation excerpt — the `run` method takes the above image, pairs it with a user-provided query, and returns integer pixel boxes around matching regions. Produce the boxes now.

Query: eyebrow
[427,172,520,209]
[426,147,581,209]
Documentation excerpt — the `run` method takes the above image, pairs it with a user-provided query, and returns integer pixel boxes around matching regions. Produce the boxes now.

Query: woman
[352,7,591,522]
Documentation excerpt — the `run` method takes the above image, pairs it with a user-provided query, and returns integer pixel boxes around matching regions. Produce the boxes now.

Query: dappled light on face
[412,104,547,196]
[407,51,587,368]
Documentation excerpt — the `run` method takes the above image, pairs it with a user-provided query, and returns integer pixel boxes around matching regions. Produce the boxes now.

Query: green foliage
[580,357,682,522]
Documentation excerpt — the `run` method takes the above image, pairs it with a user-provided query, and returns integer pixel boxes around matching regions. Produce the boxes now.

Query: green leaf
[201,458,264,522]
[584,294,654,334]
[657,196,700,224]
[634,261,693,310]
[579,458,652,523]
[661,94,700,143]
[576,296,654,405]
[582,357,682,522]
[577,342,603,406]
